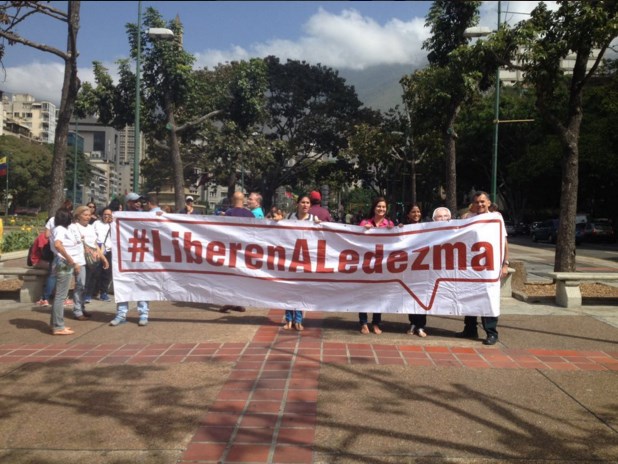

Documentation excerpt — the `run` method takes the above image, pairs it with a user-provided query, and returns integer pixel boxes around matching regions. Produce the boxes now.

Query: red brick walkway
[1,310,618,463]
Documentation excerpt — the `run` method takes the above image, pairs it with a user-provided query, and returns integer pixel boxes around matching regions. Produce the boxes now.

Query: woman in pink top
[358,197,394,334]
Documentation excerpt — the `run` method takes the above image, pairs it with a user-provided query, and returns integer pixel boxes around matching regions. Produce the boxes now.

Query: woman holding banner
[358,197,394,335]
[282,194,319,331]
[401,203,430,337]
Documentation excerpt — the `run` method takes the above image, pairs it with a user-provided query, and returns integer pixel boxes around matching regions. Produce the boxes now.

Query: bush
[0,226,37,253]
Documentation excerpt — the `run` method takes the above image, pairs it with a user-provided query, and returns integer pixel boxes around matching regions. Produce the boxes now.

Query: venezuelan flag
[0,157,7,177]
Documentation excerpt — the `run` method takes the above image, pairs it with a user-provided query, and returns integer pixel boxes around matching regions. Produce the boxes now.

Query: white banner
[110,212,506,316]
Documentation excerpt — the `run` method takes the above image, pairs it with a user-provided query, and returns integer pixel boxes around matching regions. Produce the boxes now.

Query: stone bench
[540,272,618,308]
[0,267,49,304]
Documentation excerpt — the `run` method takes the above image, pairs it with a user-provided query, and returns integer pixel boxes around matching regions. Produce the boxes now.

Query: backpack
[41,241,54,262]
[27,233,53,266]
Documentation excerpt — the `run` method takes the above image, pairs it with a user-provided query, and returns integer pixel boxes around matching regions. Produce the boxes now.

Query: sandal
[52,327,74,335]
[372,324,382,335]
[360,324,370,334]
[283,321,292,330]
[294,323,304,331]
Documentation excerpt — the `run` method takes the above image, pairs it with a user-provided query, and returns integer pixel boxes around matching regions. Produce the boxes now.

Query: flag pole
[4,154,8,217]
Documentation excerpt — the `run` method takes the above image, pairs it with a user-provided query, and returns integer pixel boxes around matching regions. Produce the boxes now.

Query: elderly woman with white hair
[406,206,452,337]
[432,207,451,221]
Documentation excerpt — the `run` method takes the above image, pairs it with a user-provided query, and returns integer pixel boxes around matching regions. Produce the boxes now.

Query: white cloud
[479,1,559,29]
[194,8,429,70]
[2,61,108,107]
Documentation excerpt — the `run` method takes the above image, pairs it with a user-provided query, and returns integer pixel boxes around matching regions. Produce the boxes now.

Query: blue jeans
[42,259,56,301]
[359,312,381,326]
[50,261,72,330]
[71,265,86,317]
[285,310,303,324]
[116,301,149,320]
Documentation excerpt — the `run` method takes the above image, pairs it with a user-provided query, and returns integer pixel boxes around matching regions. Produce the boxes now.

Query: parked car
[516,222,530,235]
[531,219,559,243]
[580,222,616,243]
[505,221,517,236]
[532,219,583,245]
[529,221,542,236]
[576,223,586,244]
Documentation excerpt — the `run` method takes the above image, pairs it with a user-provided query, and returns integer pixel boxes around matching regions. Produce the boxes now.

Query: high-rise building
[2,93,57,143]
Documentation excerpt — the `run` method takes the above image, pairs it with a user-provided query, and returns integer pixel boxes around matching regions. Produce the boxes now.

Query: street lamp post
[134,1,142,194]
[464,5,501,204]
[73,120,78,205]
[490,1,502,204]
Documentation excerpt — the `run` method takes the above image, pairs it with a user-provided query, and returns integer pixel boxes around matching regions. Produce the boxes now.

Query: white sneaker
[416,328,427,338]
[109,317,126,326]
[138,317,148,327]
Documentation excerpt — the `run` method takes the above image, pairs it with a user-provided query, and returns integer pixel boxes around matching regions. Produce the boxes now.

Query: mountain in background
[338,63,419,114]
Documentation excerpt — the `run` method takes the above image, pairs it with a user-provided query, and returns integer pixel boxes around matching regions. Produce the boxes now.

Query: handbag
[82,238,101,266]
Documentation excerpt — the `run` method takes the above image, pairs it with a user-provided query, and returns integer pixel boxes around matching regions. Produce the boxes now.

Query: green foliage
[423,0,481,66]
[0,135,53,209]
[0,225,37,253]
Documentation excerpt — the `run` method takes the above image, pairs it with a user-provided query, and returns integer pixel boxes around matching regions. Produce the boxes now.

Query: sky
[0,1,551,106]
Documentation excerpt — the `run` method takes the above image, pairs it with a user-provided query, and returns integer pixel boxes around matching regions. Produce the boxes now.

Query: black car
[532,219,584,245]
[531,219,559,243]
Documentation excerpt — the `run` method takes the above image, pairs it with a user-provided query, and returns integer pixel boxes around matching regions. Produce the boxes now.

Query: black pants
[409,314,426,328]
[464,316,498,338]
[97,251,112,294]
[85,261,100,298]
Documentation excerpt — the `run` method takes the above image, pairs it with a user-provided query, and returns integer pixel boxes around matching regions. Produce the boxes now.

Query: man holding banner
[456,191,509,345]
[109,192,151,327]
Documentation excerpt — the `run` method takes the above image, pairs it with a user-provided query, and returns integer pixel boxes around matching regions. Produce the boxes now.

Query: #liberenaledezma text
[110,212,507,316]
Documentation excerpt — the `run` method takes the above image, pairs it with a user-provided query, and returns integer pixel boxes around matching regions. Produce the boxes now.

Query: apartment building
[2,93,57,143]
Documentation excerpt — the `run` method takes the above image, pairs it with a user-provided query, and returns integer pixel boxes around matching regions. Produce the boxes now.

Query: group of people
[35,200,114,335]
[354,192,508,345]
[36,189,507,346]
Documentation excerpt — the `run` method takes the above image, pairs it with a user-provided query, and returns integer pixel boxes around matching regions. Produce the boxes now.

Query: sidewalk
[1,243,618,463]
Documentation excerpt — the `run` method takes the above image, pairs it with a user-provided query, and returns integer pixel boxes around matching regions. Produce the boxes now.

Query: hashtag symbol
[128,229,150,262]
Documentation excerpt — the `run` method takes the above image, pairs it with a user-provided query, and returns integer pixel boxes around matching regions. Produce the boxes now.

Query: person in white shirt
[72,205,108,305]
[50,209,84,334]
[38,200,73,307]
[93,207,114,301]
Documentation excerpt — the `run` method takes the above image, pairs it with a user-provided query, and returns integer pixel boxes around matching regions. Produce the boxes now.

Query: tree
[0,135,53,209]
[78,9,267,211]
[250,56,377,209]
[0,1,81,216]
[404,0,489,215]
[496,1,618,271]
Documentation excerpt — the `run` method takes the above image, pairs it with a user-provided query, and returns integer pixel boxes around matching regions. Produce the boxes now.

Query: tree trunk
[165,97,185,212]
[554,131,580,272]
[227,172,237,201]
[443,102,460,215]
[49,1,80,217]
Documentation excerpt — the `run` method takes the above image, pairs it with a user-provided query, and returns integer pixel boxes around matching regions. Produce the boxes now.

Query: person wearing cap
[178,196,195,214]
[308,190,332,222]
[124,192,143,211]
[109,192,151,327]
[247,192,265,218]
